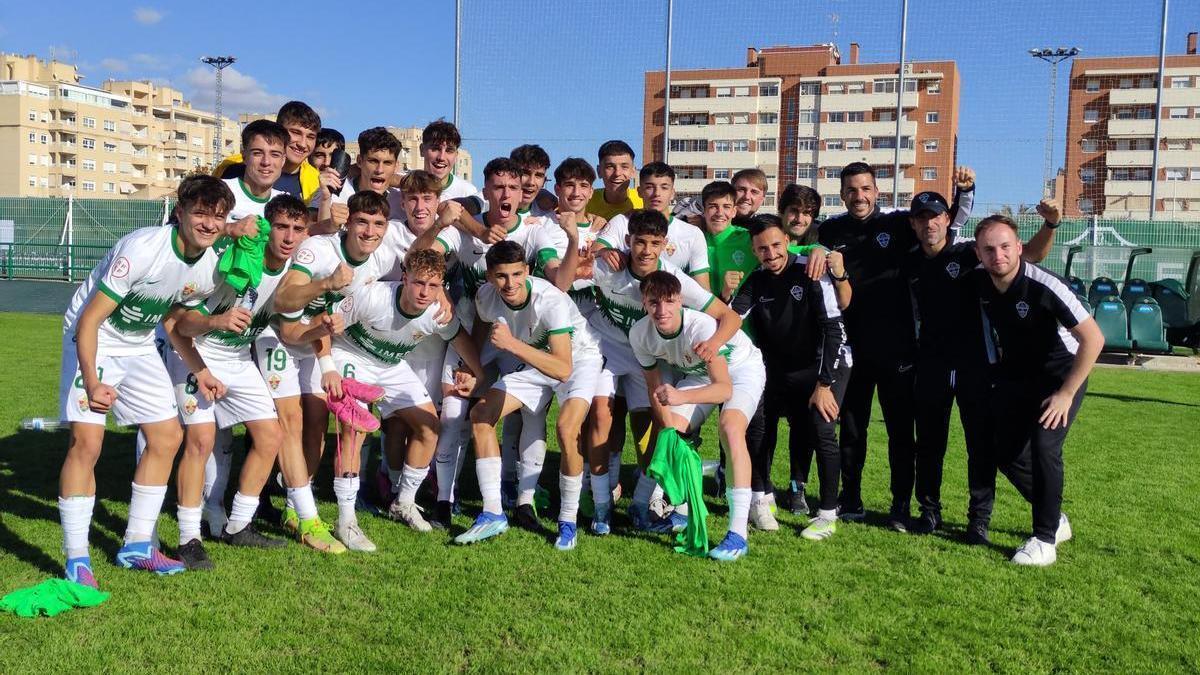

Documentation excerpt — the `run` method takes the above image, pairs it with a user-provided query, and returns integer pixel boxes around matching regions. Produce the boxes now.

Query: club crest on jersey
[295,249,316,265]
[268,374,281,391]
[790,285,805,302]
[183,396,198,415]
[340,297,354,314]
[77,395,89,413]
[665,242,678,256]
[946,262,961,278]
[111,256,131,279]
[1016,301,1030,319]
[182,282,198,297]
[412,330,427,342]
[876,232,891,248]
[732,250,746,266]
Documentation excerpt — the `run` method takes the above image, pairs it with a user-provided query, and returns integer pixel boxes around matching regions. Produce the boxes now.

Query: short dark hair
[422,119,461,149]
[639,270,682,300]
[747,213,786,239]
[974,214,1020,239]
[348,190,389,219]
[639,161,675,183]
[483,157,522,182]
[628,209,669,238]
[598,139,635,163]
[701,180,737,206]
[510,144,551,170]
[484,240,526,269]
[399,170,443,197]
[779,183,820,218]
[275,101,321,133]
[316,128,345,151]
[241,119,289,150]
[357,127,402,159]
[839,162,876,187]
[176,174,234,215]
[264,194,308,223]
[554,157,596,184]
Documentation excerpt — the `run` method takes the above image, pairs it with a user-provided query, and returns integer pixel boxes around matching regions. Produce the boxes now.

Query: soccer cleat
[555,522,578,551]
[298,518,346,554]
[707,531,749,562]
[281,507,299,536]
[964,520,991,546]
[500,480,518,511]
[629,503,676,533]
[591,502,611,536]
[1056,513,1072,545]
[837,503,866,522]
[115,541,186,576]
[388,499,432,532]
[801,516,838,541]
[909,512,942,535]
[789,481,809,516]
[64,556,97,589]
[665,511,688,533]
[429,501,453,530]
[224,523,287,548]
[648,495,673,520]
[335,521,377,552]
[1011,537,1057,566]
[326,395,379,433]
[453,512,509,545]
[750,498,780,531]
[340,377,385,404]
[177,538,214,570]
[514,504,545,534]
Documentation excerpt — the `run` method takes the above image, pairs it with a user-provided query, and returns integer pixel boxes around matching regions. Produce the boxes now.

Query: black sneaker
[837,503,866,522]
[429,501,453,530]
[514,504,545,534]
[254,495,284,525]
[964,520,991,546]
[224,523,287,548]
[788,481,809,516]
[909,512,942,535]
[178,538,214,570]
[887,507,910,533]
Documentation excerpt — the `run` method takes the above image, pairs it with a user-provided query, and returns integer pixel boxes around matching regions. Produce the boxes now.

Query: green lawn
[1,311,1198,672]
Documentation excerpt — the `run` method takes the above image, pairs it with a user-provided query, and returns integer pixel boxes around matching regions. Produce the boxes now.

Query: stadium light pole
[1029,47,1079,199]
[1148,0,1169,221]
[454,0,462,126]
[663,0,674,163]
[201,56,236,170]
[892,0,909,208]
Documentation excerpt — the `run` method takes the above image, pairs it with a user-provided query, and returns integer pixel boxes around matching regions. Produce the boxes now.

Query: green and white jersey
[438,173,480,202]
[630,308,757,377]
[64,225,218,356]
[435,213,534,299]
[590,258,715,347]
[223,177,283,222]
[597,213,710,277]
[379,219,423,282]
[331,282,460,366]
[191,259,291,361]
[475,276,599,360]
[524,215,570,281]
[284,232,397,320]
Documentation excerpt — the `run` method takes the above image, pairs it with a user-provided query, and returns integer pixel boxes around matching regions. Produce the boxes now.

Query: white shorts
[493,355,602,414]
[407,338,447,407]
[334,349,432,418]
[593,340,650,410]
[58,334,178,427]
[254,332,322,399]
[670,353,766,432]
[165,348,278,429]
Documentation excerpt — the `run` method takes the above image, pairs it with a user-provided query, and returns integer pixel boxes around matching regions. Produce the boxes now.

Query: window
[1084,109,1100,123]
[104,120,115,132]
[872,136,897,149]
[714,140,731,152]
[731,140,750,152]
[873,79,918,93]
[1078,198,1094,213]
[103,142,117,152]
[1166,139,1188,150]
[1113,138,1151,151]
[1169,108,1190,119]
[758,138,777,152]
[758,84,779,97]
[828,84,845,94]
[714,114,731,125]
[823,168,841,179]
[82,138,95,149]
[923,139,939,152]
[716,87,732,98]
[713,169,730,179]
[1115,108,1134,120]
[826,140,844,150]
[1191,168,1200,181]
[39,134,48,144]
[799,82,820,96]
[1172,77,1191,89]
[1136,107,1153,120]
[732,113,750,124]
[28,132,36,143]
[928,80,941,94]
[828,112,846,123]
[847,111,865,122]
[877,110,895,122]
[922,167,938,180]
[734,86,750,97]
[669,139,707,152]
[83,117,96,128]
[926,111,939,123]
[81,181,96,192]
[1165,168,1187,181]
[876,166,894,179]
[103,161,116,173]
[1081,138,1099,152]
[28,110,37,121]
[797,137,817,151]
[845,139,863,150]
[758,112,778,124]
[798,110,817,124]
[1081,168,1096,184]
[670,113,707,126]
[796,165,816,180]
[823,195,842,207]
[27,154,37,165]
[675,166,706,180]
[82,159,96,171]
[28,177,37,188]
[1139,77,1154,89]
[1118,78,1133,89]
[40,177,48,188]
[1086,79,1100,93]
[103,182,115,194]
[847,83,865,94]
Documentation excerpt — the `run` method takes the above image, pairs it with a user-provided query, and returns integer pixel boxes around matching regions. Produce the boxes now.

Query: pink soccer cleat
[341,378,385,404]
[326,395,379,433]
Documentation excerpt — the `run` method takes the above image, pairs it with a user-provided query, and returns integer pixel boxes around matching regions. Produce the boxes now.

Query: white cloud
[184,65,289,116]
[133,7,164,25]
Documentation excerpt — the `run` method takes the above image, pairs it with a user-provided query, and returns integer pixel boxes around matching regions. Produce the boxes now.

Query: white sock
[609,451,622,493]
[675,503,689,517]
[651,483,664,504]
[728,487,751,538]
[124,482,167,544]
[500,412,521,483]
[333,476,359,527]
[177,505,202,543]
[434,396,469,502]
[225,491,259,535]
[817,508,837,521]
[590,473,612,509]
[396,463,426,506]
[477,456,503,514]
[752,490,766,505]
[289,483,319,521]
[202,436,233,532]
[517,429,547,506]
[59,495,94,559]
[134,429,147,465]
[558,473,583,524]
[632,471,657,508]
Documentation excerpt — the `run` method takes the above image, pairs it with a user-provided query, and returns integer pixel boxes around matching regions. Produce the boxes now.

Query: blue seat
[1093,295,1132,351]
[1067,275,1086,296]
[1129,298,1170,353]
[1121,279,1151,309]
[1088,277,1119,308]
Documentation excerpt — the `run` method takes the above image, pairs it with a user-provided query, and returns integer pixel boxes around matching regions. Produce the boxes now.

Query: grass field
[1,311,1198,672]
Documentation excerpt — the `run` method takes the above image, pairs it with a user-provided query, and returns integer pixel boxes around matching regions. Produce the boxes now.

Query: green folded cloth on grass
[217,216,271,294]
[648,428,709,557]
[0,579,109,618]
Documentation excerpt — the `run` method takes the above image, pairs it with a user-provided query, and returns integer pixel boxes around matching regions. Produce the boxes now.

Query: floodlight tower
[1029,47,1080,197]
[201,56,236,168]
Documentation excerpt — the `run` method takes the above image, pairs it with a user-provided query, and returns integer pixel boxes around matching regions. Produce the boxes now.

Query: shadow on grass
[1086,391,1200,408]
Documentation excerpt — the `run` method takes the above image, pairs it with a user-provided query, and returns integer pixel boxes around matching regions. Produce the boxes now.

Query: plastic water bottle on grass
[21,418,62,431]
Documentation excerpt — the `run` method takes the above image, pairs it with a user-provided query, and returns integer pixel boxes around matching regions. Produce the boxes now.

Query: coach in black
[970,215,1102,566]
[734,216,851,540]
[817,162,972,528]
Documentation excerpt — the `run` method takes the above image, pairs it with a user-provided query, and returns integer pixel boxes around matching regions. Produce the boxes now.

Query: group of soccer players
[56,99,1103,588]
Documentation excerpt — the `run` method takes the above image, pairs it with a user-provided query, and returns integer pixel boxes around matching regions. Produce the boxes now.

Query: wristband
[318,355,337,375]
[829,270,850,282]
[1044,219,1060,230]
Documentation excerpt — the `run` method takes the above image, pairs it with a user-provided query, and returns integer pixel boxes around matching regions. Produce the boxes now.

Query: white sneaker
[749,498,779,531]
[335,521,378,552]
[388,500,432,532]
[1055,513,1072,545]
[1011,537,1057,566]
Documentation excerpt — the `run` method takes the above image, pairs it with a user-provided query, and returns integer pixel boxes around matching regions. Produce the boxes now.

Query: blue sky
[2,0,1197,208]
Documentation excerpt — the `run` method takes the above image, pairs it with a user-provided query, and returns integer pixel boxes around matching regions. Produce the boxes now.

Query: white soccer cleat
[335,521,378,552]
[1055,513,1072,545]
[388,500,433,533]
[749,498,779,531]
[1011,537,1057,566]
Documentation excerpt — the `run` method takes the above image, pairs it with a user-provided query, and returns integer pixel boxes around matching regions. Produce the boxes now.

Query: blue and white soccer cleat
[629,503,677,534]
[453,512,509,545]
[555,522,578,551]
[590,503,611,536]
[666,511,688,533]
[115,541,186,575]
[64,556,97,589]
[707,532,749,562]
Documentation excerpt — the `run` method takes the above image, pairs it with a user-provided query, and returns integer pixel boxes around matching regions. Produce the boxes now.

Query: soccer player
[733,217,851,539]
[530,157,607,311]
[630,272,764,561]
[510,144,556,218]
[308,128,346,172]
[454,241,602,550]
[312,126,403,234]
[222,120,288,221]
[588,210,742,533]
[56,175,253,586]
[731,168,768,224]
[215,101,322,203]
[587,140,643,220]
[418,119,479,200]
[969,215,1102,566]
[699,181,759,303]
[817,162,972,529]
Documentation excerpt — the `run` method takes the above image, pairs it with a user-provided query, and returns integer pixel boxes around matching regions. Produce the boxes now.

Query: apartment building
[0,53,239,199]
[644,43,960,211]
[1064,32,1200,221]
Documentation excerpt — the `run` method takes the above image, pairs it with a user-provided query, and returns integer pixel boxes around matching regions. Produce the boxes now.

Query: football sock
[728,487,751,538]
[225,491,259,535]
[558,473,583,524]
[177,505,202,543]
[333,476,358,528]
[397,463,426,506]
[124,482,166,544]
[59,495,94,560]
[477,456,502,514]
[289,483,319,521]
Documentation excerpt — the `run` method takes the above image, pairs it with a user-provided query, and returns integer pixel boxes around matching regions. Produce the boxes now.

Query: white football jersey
[630,307,758,377]
[191,259,291,361]
[223,177,283,222]
[597,213,710,276]
[332,282,460,366]
[590,258,714,346]
[435,213,535,299]
[475,276,599,362]
[284,232,397,320]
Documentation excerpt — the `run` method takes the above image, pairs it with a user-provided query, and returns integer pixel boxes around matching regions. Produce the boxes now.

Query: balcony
[1105,149,1153,167]
[820,147,915,167]
[1104,179,1151,196]
[1108,87,1196,107]
[818,120,916,139]
[817,176,914,196]
[669,96,779,115]
[1163,117,1200,137]
[819,90,918,113]
[1107,118,1155,136]
[666,150,760,167]
[667,124,714,140]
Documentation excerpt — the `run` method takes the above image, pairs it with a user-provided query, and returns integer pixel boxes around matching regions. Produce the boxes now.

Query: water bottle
[21,417,62,431]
